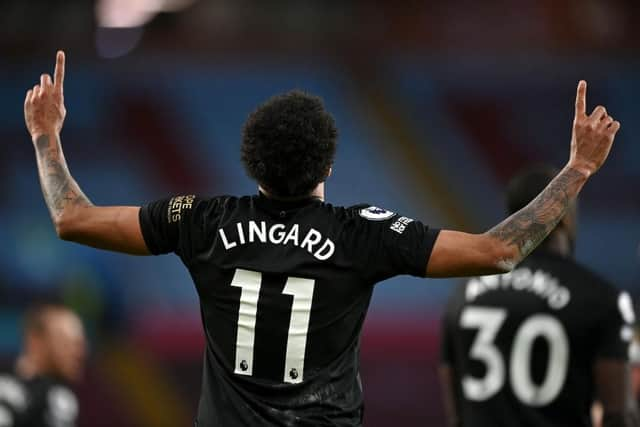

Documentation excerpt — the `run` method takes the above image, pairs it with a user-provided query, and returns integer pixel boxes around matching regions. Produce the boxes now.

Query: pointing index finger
[54,50,65,91]
[575,80,586,118]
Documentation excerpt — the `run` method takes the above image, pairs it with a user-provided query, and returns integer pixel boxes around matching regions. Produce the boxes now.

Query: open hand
[569,80,620,177]
[24,51,67,140]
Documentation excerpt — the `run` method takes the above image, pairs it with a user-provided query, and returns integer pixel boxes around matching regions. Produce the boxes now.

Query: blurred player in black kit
[25,51,622,426]
[0,304,86,427]
[440,167,640,427]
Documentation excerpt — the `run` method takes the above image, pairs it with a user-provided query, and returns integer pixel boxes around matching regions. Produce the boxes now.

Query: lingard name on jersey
[218,221,335,261]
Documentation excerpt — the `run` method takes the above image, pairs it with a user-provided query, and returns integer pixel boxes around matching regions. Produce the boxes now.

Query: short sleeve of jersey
[138,195,219,260]
[346,206,440,282]
[594,291,635,360]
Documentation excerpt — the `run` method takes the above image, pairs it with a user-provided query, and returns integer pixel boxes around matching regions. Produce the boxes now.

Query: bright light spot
[96,0,156,28]
[95,0,197,58]
[96,0,197,28]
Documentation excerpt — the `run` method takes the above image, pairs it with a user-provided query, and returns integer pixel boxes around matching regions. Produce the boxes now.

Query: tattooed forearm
[34,134,92,223]
[487,167,586,269]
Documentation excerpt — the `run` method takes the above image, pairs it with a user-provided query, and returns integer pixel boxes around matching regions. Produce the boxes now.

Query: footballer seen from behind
[439,167,639,427]
[24,51,621,426]
[0,304,86,427]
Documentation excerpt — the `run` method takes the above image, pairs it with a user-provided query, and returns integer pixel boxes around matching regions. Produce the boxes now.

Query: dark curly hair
[241,90,338,198]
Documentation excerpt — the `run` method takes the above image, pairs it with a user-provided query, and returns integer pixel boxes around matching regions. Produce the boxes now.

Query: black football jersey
[0,374,78,427]
[139,193,440,427]
[441,250,634,427]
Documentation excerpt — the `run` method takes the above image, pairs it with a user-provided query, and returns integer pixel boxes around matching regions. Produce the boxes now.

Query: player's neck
[258,183,325,201]
[309,183,325,200]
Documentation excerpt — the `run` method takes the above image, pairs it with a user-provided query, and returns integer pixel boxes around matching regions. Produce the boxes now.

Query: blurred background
[1,0,639,425]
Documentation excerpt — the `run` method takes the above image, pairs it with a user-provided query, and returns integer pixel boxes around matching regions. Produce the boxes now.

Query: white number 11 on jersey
[231,269,315,384]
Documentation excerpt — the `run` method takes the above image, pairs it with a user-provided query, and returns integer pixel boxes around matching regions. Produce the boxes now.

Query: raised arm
[427,81,620,277]
[24,51,149,255]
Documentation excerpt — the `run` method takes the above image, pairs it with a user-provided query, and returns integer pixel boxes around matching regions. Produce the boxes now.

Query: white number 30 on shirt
[460,306,569,406]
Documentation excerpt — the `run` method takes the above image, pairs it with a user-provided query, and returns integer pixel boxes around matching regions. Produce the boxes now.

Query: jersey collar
[255,191,322,211]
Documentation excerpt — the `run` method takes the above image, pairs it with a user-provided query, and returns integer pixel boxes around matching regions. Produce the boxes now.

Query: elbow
[485,234,520,274]
[494,258,518,274]
[53,215,77,241]
[52,204,96,243]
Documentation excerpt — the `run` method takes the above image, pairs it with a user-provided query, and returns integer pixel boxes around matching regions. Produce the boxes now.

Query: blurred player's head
[19,303,87,384]
[506,166,577,256]
[241,90,337,199]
